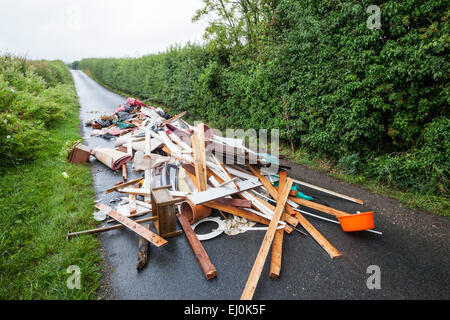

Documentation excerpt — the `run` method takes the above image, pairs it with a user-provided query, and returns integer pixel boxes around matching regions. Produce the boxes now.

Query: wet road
[71,70,450,300]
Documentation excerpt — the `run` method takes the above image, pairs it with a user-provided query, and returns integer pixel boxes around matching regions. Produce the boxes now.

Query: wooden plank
[290,177,364,205]
[295,212,341,258]
[166,129,192,152]
[213,197,252,208]
[191,134,207,191]
[176,213,217,280]
[270,228,284,279]
[160,111,187,127]
[270,170,287,279]
[204,200,271,226]
[122,164,127,181]
[251,195,299,227]
[105,177,144,194]
[136,224,150,270]
[129,194,137,215]
[241,178,293,300]
[187,179,261,205]
[213,155,240,191]
[158,130,183,155]
[118,187,151,196]
[185,168,201,191]
[248,164,341,259]
[105,209,151,223]
[197,123,206,162]
[143,128,152,203]
[248,164,279,196]
[95,203,167,247]
[288,196,350,218]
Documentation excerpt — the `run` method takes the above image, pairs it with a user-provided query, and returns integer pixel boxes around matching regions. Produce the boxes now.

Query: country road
[71,70,450,300]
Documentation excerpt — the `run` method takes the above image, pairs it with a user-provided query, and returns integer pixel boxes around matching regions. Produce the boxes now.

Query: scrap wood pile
[67,97,381,300]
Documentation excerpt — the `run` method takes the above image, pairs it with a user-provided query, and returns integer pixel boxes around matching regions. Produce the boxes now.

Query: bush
[0,56,73,165]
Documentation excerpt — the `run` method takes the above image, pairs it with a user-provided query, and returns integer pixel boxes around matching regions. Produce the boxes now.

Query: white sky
[0,0,208,62]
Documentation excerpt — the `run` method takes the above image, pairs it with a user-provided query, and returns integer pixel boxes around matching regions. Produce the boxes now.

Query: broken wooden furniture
[151,185,183,238]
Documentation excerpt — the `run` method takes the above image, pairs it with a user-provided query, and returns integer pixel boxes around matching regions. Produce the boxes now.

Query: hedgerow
[0,55,74,165]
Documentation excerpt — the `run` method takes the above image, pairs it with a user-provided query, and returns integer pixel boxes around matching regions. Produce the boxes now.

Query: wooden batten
[270,170,287,279]
[95,203,167,247]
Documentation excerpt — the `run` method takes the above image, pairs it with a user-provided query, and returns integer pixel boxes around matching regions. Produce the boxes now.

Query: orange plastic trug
[338,211,375,232]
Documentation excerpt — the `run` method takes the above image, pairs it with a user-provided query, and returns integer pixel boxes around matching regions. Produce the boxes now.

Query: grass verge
[0,78,102,299]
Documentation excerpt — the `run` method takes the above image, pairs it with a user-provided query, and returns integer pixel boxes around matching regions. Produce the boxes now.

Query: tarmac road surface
[71,70,450,300]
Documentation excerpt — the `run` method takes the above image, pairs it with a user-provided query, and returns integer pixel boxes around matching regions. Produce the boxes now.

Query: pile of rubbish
[67,97,381,300]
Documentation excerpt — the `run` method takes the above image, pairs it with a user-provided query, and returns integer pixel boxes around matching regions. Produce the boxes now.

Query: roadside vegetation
[79,0,448,217]
[0,55,101,299]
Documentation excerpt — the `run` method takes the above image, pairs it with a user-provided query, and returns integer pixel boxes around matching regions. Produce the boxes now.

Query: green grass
[0,81,102,299]
[280,144,449,218]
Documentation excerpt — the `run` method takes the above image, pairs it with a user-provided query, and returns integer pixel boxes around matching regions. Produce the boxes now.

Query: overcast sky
[0,0,208,62]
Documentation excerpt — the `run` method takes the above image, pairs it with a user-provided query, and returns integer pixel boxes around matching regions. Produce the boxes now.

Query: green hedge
[0,56,74,165]
[80,0,449,196]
